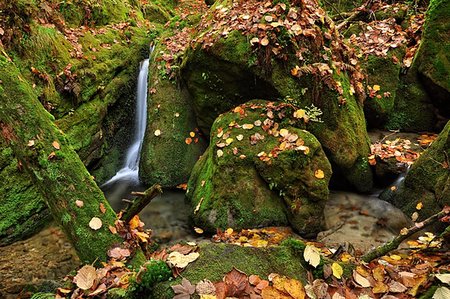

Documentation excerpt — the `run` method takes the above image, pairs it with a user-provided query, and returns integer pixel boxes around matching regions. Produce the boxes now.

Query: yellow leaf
[272,275,305,299]
[129,215,140,230]
[279,128,289,137]
[194,227,204,234]
[260,37,269,46]
[332,262,343,279]
[242,123,254,130]
[167,251,200,268]
[154,129,161,136]
[217,149,224,157]
[373,84,381,91]
[315,169,325,179]
[225,137,234,145]
[416,202,423,210]
[390,254,402,260]
[190,131,196,137]
[293,109,306,119]
[135,231,149,242]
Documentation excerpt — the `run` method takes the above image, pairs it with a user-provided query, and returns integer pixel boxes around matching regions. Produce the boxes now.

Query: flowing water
[101,51,193,242]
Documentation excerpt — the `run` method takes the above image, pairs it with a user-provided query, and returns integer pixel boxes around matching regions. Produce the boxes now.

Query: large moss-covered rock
[187,101,331,236]
[152,241,308,299]
[0,138,51,246]
[139,43,207,187]
[383,121,450,220]
[413,0,450,116]
[181,0,373,191]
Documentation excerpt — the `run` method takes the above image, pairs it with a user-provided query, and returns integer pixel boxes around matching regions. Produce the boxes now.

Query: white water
[102,57,150,186]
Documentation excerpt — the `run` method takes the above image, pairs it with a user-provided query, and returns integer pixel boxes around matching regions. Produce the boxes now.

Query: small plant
[304,104,323,123]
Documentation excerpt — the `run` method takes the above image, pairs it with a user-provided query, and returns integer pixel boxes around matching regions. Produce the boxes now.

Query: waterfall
[102,51,152,186]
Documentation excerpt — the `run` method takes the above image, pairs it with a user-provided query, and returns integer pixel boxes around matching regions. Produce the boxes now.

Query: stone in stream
[187,100,332,237]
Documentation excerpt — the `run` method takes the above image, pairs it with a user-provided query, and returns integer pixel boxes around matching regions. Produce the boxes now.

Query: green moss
[127,260,172,298]
[139,42,207,187]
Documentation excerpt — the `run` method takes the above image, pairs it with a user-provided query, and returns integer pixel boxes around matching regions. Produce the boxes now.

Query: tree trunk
[0,52,122,264]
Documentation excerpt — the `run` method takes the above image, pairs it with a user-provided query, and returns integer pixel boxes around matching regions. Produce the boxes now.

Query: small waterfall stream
[102,58,150,186]
[101,49,193,242]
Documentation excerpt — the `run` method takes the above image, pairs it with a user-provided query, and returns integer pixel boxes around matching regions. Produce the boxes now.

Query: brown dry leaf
[224,267,248,297]
[89,217,102,230]
[108,247,131,260]
[99,203,106,214]
[108,225,117,234]
[52,140,60,150]
[73,265,97,290]
[172,278,196,299]
[196,279,216,295]
[185,137,193,145]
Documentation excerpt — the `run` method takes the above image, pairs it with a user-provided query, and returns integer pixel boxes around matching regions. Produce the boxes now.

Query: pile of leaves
[347,2,425,68]
[211,227,296,247]
[368,133,437,168]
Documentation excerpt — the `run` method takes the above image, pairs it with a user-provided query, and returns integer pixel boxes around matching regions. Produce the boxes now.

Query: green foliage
[127,260,172,298]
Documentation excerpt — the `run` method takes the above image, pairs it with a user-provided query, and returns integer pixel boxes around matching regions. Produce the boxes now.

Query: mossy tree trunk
[0,53,122,264]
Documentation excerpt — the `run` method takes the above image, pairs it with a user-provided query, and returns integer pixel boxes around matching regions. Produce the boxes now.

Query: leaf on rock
[52,140,60,150]
[27,140,35,147]
[243,123,254,130]
[260,37,269,46]
[75,200,84,208]
[185,137,193,145]
[217,149,224,157]
[167,251,200,269]
[172,278,196,299]
[332,262,343,279]
[89,217,102,230]
[314,169,325,179]
[304,244,321,268]
[154,129,161,136]
[74,265,97,290]
[99,203,106,214]
[272,275,305,299]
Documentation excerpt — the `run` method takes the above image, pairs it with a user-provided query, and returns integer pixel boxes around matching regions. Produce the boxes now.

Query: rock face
[139,43,207,188]
[383,121,450,220]
[413,0,450,116]
[181,0,373,191]
[187,101,331,236]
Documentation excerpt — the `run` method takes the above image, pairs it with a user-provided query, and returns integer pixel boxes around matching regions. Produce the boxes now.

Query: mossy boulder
[383,121,450,220]
[0,138,51,246]
[187,101,331,236]
[139,43,207,187]
[413,0,450,116]
[181,0,373,191]
[152,241,308,298]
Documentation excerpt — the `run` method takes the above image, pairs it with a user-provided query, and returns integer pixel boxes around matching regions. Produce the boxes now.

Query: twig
[361,207,450,263]
[122,184,162,223]
[336,1,372,31]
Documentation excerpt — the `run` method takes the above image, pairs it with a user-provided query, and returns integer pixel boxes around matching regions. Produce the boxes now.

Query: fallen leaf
[373,85,381,91]
[224,267,248,297]
[108,225,117,234]
[353,270,371,288]
[272,275,305,299]
[154,129,161,136]
[332,262,343,279]
[74,265,97,290]
[172,278,196,299]
[167,251,200,268]
[75,200,84,208]
[52,140,60,150]
[433,286,450,299]
[194,227,204,234]
[190,131,196,137]
[243,123,254,130]
[217,149,224,157]
[185,137,193,144]
[129,215,140,230]
[99,203,106,214]
[89,217,102,230]
[436,273,450,285]
[304,244,321,268]
[315,169,325,179]
[260,37,269,46]
[27,140,35,146]
[196,279,216,295]
[236,134,244,141]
